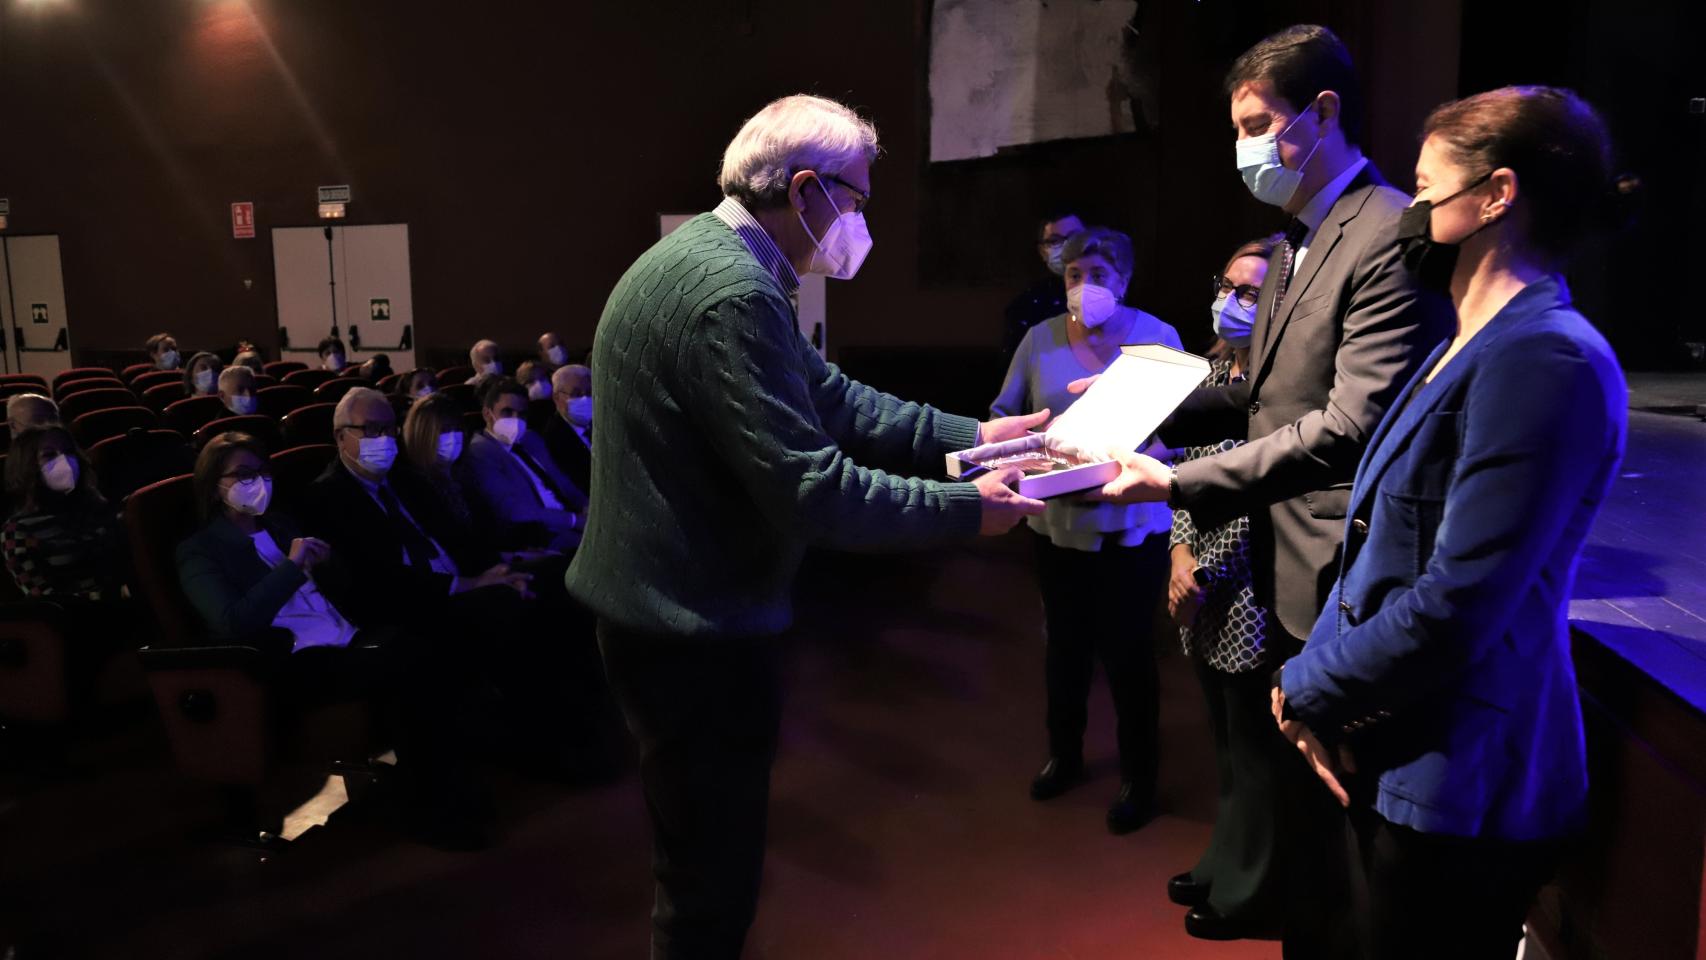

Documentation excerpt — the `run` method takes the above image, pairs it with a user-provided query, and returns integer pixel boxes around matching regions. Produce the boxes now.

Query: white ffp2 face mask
[546,346,568,366]
[1067,283,1121,329]
[796,175,872,280]
[224,476,272,516]
[490,416,526,446]
[41,454,79,493]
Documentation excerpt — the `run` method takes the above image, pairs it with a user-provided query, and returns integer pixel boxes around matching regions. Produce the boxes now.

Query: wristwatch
[1166,468,1180,508]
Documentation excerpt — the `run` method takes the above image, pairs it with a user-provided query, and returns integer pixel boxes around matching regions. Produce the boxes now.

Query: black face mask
[1396,173,1493,292]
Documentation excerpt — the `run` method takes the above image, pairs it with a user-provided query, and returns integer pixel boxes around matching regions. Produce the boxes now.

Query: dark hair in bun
[1423,85,1627,262]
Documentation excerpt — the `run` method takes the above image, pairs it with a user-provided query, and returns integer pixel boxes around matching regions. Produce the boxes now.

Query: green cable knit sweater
[565,213,984,638]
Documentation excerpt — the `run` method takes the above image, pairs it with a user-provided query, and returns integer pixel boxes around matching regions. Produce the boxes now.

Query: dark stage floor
[0,532,1272,958]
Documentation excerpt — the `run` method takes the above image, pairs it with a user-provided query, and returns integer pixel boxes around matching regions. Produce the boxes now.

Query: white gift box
[946,343,1211,499]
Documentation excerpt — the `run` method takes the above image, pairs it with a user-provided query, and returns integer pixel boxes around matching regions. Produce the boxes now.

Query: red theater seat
[70,406,159,448]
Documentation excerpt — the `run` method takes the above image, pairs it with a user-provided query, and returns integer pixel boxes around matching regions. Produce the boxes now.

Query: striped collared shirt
[712,196,801,300]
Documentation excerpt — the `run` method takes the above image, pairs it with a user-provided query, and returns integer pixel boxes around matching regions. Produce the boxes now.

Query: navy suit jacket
[457,430,588,553]
[1282,276,1626,841]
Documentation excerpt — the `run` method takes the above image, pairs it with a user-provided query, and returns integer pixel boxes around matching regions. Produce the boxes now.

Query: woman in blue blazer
[1274,86,1629,958]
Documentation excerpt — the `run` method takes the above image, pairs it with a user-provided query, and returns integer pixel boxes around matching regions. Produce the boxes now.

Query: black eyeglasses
[823,174,871,214]
[337,422,398,439]
[221,465,273,483]
[1212,275,1263,309]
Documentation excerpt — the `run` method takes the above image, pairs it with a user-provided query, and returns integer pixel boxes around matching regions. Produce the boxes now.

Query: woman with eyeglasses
[1163,235,1290,937]
[1274,86,1630,955]
[175,430,489,848]
[990,225,1182,834]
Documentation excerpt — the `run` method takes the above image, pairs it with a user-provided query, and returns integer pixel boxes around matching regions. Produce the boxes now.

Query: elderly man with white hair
[465,339,501,387]
[539,363,593,496]
[216,365,258,416]
[5,393,59,439]
[565,93,1050,957]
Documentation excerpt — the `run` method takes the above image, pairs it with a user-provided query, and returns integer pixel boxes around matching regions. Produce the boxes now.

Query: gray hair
[718,95,879,209]
[551,363,590,393]
[218,365,254,392]
[469,339,498,365]
[333,387,390,429]
[1063,226,1136,281]
[5,392,57,424]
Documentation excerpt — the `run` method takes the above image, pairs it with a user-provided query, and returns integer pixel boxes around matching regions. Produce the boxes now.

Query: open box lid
[1043,343,1212,457]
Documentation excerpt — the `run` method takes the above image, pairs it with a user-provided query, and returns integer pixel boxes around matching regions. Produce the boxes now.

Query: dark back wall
[1,0,1460,383]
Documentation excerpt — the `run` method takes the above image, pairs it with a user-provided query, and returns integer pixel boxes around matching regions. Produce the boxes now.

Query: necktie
[513,444,571,506]
[1272,217,1309,313]
[375,483,438,570]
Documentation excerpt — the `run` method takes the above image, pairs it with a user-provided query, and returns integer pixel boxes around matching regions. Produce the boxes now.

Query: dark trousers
[1032,530,1168,791]
[598,620,782,960]
[1344,806,1555,959]
[1189,657,1288,926]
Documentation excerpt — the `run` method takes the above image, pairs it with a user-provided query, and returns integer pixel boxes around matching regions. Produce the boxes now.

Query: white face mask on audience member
[490,416,526,446]
[358,436,398,474]
[225,476,272,516]
[324,353,345,372]
[193,369,216,394]
[437,431,464,464]
[481,361,502,378]
[566,396,593,429]
[40,454,79,493]
[546,345,568,366]
[527,380,551,402]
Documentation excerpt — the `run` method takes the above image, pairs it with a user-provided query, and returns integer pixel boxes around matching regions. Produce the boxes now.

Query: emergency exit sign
[231,202,256,239]
[318,185,351,204]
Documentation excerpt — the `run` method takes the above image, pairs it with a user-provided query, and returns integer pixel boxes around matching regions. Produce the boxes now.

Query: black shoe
[1104,780,1155,834]
[1168,872,1210,907]
[1184,906,1274,941]
[1028,757,1086,801]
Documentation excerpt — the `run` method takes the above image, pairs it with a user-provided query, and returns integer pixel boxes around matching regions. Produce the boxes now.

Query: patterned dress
[1,499,127,601]
[1171,358,1270,673]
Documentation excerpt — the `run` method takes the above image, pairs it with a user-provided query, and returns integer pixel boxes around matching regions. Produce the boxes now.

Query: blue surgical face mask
[193,369,216,393]
[1234,99,1323,208]
[566,396,593,429]
[356,435,398,475]
[1210,293,1257,349]
[436,431,464,464]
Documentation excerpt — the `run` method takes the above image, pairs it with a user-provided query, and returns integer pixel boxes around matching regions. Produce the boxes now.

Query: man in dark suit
[541,363,593,496]
[1092,25,1453,955]
[457,377,588,554]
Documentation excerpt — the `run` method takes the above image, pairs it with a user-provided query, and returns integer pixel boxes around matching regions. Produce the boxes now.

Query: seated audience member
[542,364,592,497]
[183,351,224,397]
[467,339,502,386]
[176,430,487,848]
[355,353,394,383]
[515,361,552,402]
[317,337,348,373]
[233,349,266,373]
[457,377,587,554]
[3,426,127,603]
[400,392,478,532]
[305,389,603,774]
[537,332,569,368]
[6,393,60,440]
[217,366,259,416]
[396,368,438,401]
[145,332,181,371]
[1,427,143,673]
[303,388,531,627]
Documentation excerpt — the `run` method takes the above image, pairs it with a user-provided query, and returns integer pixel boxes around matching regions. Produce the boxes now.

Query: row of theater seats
[0,360,504,841]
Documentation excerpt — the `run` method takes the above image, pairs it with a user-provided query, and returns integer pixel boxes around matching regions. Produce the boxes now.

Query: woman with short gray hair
[991,224,1182,836]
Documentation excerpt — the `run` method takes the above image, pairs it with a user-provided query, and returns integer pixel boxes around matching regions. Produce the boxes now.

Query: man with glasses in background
[1003,209,1085,364]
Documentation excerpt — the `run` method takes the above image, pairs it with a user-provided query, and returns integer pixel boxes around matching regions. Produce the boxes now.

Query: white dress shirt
[1292,155,1368,275]
[249,530,359,653]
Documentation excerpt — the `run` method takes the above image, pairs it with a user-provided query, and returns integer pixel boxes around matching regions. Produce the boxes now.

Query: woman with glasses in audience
[1164,236,1288,938]
[182,351,223,397]
[176,431,488,849]
[1275,86,1630,955]
[2,426,142,674]
[990,225,1181,835]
